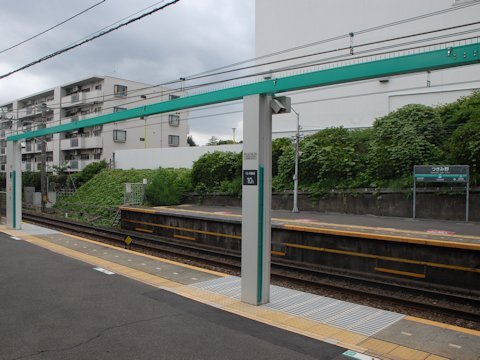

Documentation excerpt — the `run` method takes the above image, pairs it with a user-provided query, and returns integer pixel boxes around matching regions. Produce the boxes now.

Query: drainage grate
[192,276,404,336]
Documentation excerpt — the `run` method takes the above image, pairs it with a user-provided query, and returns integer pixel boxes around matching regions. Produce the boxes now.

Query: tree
[217,139,236,145]
[206,136,219,146]
[145,168,192,205]
[368,104,445,181]
[187,135,197,147]
[191,151,242,192]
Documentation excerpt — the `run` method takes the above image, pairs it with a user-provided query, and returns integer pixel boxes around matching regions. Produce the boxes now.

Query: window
[113,129,127,142]
[80,154,90,160]
[95,84,102,90]
[168,114,180,126]
[168,135,179,147]
[114,84,128,96]
[169,94,180,100]
[93,129,102,137]
[71,138,79,147]
[113,106,127,112]
[94,154,101,160]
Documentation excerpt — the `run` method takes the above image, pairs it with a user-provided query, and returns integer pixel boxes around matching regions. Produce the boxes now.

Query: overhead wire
[0,0,180,80]
[0,0,107,55]
[186,0,480,78]
[10,19,480,114]
[3,31,480,139]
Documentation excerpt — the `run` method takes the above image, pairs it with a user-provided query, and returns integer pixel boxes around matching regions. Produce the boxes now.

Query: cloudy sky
[0,0,254,145]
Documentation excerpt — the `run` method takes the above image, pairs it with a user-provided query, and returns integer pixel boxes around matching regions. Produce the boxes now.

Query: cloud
[0,0,254,142]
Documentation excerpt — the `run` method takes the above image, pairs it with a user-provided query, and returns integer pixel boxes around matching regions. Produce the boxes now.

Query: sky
[0,0,255,145]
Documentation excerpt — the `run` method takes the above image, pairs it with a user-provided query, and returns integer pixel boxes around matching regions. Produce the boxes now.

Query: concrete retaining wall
[184,188,479,221]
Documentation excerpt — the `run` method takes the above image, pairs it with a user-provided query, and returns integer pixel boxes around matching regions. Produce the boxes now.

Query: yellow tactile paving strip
[3,225,478,360]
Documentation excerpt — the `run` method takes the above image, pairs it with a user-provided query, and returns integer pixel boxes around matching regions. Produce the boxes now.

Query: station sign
[414,165,469,183]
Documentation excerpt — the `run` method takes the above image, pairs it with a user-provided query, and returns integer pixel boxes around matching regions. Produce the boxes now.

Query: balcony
[60,136,102,150]
[61,93,84,108]
[17,107,35,119]
[67,159,97,172]
[61,90,102,108]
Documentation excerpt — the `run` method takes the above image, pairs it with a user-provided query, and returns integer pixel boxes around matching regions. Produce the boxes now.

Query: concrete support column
[241,94,272,305]
[6,141,22,229]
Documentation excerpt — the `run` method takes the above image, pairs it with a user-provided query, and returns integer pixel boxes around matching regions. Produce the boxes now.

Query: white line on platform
[93,267,115,275]
[10,236,22,241]
[401,331,412,336]
[449,344,462,349]
[342,350,379,360]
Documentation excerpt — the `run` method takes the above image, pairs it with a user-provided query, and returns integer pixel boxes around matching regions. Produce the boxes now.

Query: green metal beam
[8,43,479,142]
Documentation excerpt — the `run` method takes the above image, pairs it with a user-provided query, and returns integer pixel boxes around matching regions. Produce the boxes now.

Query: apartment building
[256,0,480,133]
[0,75,189,172]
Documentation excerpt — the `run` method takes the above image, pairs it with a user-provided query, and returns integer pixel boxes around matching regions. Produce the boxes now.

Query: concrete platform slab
[2,222,479,360]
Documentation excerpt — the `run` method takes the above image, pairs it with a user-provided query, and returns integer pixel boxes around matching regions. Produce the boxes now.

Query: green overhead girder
[8,42,479,142]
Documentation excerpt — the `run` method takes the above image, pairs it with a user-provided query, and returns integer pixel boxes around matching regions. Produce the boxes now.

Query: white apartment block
[256,0,480,135]
[0,75,189,173]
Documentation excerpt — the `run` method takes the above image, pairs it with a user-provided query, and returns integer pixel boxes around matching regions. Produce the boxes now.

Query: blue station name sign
[414,165,469,183]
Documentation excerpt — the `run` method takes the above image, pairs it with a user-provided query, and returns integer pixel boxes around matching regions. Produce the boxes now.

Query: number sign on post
[413,165,469,221]
[243,170,258,186]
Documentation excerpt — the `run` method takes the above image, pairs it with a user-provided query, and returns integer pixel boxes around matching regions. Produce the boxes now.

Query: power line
[3,33,479,138]
[0,0,107,55]
[0,0,180,80]
[187,1,480,78]
[11,19,480,116]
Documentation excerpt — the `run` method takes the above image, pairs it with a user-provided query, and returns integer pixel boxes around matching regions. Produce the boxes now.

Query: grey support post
[241,94,273,305]
[6,140,22,229]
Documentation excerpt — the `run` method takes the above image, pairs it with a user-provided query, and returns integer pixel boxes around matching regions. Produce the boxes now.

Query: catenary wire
[9,20,480,114]
[0,0,180,80]
[0,0,107,55]
[2,1,479,104]
[3,33,479,138]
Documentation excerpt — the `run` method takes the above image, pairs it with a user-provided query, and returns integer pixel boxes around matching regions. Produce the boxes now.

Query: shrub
[145,168,192,206]
[191,151,241,192]
[368,104,445,181]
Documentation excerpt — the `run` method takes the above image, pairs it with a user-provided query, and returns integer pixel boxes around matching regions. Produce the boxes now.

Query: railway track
[22,210,480,327]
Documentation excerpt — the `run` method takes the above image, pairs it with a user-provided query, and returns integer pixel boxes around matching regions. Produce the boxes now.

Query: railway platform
[146,204,480,242]
[1,221,479,360]
[120,205,480,293]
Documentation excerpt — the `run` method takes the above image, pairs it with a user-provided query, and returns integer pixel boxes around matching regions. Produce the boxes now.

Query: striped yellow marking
[387,345,430,360]
[271,250,286,256]
[374,267,426,279]
[119,206,156,214]
[44,231,227,277]
[124,218,242,240]
[135,227,153,233]
[174,234,196,241]
[359,338,399,356]
[405,316,480,337]
[283,224,480,251]
[425,355,450,360]
[284,242,480,273]
[123,206,480,243]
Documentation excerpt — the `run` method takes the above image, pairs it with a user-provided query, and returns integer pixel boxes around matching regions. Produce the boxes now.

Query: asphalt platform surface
[0,232,345,360]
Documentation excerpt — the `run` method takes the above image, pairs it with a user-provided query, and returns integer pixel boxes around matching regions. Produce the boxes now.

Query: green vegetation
[191,151,242,196]
[54,169,157,226]
[46,91,480,226]
[145,168,192,206]
[195,91,480,193]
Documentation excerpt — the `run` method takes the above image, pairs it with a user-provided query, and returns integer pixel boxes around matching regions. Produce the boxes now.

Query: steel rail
[22,211,480,324]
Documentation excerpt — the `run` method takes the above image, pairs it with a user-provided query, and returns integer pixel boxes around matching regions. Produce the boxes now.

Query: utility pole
[232,127,236,143]
[39,104,48,212]
[291,107,300,213]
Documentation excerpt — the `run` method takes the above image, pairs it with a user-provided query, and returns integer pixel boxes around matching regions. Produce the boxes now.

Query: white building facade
[0,76,189,172]
[256,0,480,134]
